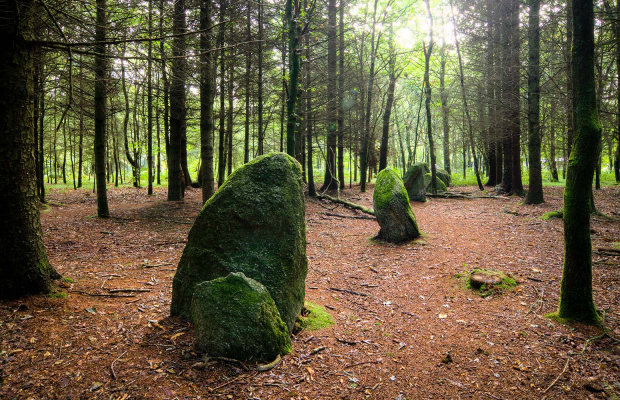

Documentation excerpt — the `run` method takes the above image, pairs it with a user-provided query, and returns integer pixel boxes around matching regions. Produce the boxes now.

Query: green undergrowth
[295,302,334,332]
[456,268,518,297]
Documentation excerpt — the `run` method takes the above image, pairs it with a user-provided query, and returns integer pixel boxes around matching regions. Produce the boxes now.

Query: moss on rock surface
[373,168,421,243]
[424,173,447,193]
[436,168,451,187]
[171,153,307,333]
[403,163,429,202]
[191,272,291,361]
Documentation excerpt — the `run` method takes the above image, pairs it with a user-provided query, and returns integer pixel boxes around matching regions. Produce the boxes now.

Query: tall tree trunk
[439,39,451,174]
[360,0,380,192]
[524,0,544,204]
[557,0,601,325]
[322,0,338,190]
[424,0,437,194]
[147,0,153,195]
[305,8,316,197]
[337,0,346,189]
[566,3,574,159]
[94,0,109,216]
[168,0,186,200]
[549,108,559,181]
[451,0,483,190]
[257,0,264,155]
[0,0,60,298]
[121,57,138,187]
[379,28,396,172]
[285,0,301,157]
[159,0,170,169]
[200,0,215,202]
[244,3,251,164]
[227,59,234,176]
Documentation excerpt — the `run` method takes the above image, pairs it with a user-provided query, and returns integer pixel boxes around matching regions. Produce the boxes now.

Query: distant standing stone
[191,272,291,361]
[403,163,430,202]
[170,153,307,334]
[373,168,421,243]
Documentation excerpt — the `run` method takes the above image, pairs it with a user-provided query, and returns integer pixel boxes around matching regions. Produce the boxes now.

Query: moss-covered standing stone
[424,173,447,192]
[403,163,430,202]
[373,168,421,243]
[191,272,291,361]
[436,168,451,187]
[170,153,307,333]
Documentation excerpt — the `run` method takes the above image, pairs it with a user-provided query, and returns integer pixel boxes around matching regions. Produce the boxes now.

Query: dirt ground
[1,183,619,400]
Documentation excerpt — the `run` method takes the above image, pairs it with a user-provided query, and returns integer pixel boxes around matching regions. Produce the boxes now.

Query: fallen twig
[329,287,369,297]
[344,360,380,369]
[69,290,136,298]
[542,357,570,394]
[143,263,173,268]
[322,212,375,220]
[110,350,127,380]
[108,288,152,293]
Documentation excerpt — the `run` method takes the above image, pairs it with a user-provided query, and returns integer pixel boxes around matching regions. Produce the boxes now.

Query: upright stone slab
[425,173,447,192]
[373,168,421,243]
[403,163,430,202]
[170,153,307,333]
[436,168,451,187]
[191,272,292,361]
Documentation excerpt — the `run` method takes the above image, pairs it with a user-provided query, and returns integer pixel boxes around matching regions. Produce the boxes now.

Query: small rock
[91,382,103,391]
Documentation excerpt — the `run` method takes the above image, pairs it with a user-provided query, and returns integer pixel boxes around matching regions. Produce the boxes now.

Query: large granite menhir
[373,168,421,243]
[170,153,307,334]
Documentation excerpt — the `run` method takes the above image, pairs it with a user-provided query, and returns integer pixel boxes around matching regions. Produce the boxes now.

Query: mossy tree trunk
[0,0,60,298]
[94,0,110,217]
[524,0,544,204]
[200,0,215,203]
[557,0,601,325]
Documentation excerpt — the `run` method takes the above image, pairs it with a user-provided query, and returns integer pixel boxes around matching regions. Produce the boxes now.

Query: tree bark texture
[0,0,60,298]
[557,0,601,325]
[94,0,110,216]
[525,0,544,204]
[200,0,215,203]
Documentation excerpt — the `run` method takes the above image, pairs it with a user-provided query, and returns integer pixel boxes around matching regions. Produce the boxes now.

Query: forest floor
[1,183,620,400]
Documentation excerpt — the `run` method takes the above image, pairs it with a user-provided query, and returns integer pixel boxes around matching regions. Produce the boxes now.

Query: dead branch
[108,288,152,293]
[321,212,375,220]
[69,290,136,298]
[329,287,369,297]
[317,194,375,216]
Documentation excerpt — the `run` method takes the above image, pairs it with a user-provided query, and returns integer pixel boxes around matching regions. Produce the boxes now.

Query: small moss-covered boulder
[403,163,430,202]
[425,173,447,193]
[191,273,291,361]
[373,168,421,243]
[171,153,307,334]
[436,168,451,187]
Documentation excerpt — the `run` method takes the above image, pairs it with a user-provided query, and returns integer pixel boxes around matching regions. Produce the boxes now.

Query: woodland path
[1,185,619,399]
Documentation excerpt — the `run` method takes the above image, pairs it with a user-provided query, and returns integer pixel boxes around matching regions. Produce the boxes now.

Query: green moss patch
[541,210,563,220]
[295,302,334,332]
[458,269,518,297]
[47,291,68,299]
